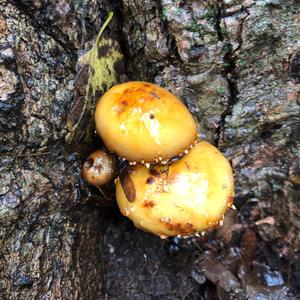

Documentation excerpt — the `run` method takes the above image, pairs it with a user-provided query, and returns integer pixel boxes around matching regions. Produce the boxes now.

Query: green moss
[162,7,168,21]
[223,62,231,69]
[220,26,228,39]
[221,43,231,55]
[175,7,183,16]
[204,5,217,27]
[238,59,247,66]
[188,16,203,34]
[217,86,226,94]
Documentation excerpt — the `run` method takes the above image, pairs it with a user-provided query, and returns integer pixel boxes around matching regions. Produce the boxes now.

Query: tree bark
[1,0,300,299]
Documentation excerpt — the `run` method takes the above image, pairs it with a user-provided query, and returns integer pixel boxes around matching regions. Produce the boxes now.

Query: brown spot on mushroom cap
[174,223,182,230]
[95,81,198,163]
[115,141,234,237]
[166,223,174,231]
[150,91,160,99]
[142,200,155,208]
[146,177,155,184]
[227,195,234,206]
[185,222,193,229]
[149,169,161,177]
[85,157,94,169]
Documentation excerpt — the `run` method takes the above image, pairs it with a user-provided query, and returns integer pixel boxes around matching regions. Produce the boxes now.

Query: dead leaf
[66,12,124,145]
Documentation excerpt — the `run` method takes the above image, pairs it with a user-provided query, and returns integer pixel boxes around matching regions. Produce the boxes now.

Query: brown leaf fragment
[149,169,161,177]
[119,167,136,202]
[65,61,94,145]
[255,218,282,242]
[216,209,237,243]
[65,12,123,145]
[74,63,90,96]
[197,251,242,294]
[255,216,276,226]
[221,247,243,276]
[240,228,257,267]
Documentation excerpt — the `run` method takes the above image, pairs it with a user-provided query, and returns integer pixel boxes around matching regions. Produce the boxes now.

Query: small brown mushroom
[82,150,116,188]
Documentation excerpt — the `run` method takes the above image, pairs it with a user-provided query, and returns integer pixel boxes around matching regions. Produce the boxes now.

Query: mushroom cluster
[82,81,234,238]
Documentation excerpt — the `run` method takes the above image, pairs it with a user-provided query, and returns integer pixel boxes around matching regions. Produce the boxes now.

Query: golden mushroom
[82,149,116,188]
[95,81,198,164]
[115,141,234,238]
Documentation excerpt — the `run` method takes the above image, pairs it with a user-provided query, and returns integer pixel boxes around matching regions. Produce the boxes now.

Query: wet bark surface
[1,0,300,299]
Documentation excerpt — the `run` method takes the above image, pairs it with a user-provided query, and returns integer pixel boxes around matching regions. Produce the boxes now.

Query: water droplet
[108,244,115,254]
[123,209,130,216]
[163,184,169,192]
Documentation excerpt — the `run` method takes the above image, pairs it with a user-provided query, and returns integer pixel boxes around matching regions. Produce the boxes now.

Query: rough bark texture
[1,0,300,299]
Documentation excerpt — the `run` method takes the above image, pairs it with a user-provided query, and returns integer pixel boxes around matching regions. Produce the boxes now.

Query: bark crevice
[214,4,250,146]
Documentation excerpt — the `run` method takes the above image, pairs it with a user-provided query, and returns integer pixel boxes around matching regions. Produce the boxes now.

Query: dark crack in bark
[214,4,249,146]
[214,43,238,146]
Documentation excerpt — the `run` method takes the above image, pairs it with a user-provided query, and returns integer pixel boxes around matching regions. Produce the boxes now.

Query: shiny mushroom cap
[82,150,116,188]
[95,81,198,164]
[115,141,234,238]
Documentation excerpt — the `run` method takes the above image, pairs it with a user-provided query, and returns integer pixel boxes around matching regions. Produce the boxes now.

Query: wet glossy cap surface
[115,141,234,237]
[95,81,197,163]
[82,150,116,188]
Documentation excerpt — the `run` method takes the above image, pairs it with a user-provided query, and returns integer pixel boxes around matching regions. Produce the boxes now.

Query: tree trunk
[1,0,299,299]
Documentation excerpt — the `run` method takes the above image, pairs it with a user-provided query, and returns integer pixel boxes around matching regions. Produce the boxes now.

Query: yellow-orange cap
[95,81,197,164]
[115,141,234,238]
